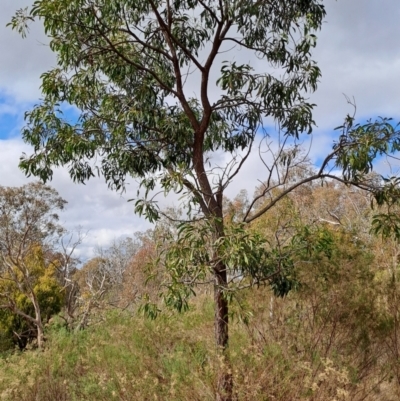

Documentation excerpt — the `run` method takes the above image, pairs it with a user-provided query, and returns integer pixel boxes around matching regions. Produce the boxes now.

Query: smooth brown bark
[214,262,233,401]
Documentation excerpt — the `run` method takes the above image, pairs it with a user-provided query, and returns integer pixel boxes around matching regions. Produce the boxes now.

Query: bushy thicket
[1,181,400,400]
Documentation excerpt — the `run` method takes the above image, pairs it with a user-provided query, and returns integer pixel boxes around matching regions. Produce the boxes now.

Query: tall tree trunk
[214,262,233,401]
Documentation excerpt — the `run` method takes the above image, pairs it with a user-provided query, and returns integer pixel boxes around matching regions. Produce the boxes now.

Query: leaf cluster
[12,0,325,202]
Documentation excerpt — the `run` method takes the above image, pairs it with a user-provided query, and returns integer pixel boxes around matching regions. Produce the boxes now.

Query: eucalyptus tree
[0,182,67,349]
[10,1,400,398]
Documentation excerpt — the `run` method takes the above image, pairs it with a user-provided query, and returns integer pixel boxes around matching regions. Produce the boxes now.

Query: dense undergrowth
[2,183,400,400]
[1,271,400,401]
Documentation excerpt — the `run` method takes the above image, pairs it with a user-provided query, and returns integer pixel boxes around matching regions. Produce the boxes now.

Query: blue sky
[0,94,25,139]
[1,0,400,259]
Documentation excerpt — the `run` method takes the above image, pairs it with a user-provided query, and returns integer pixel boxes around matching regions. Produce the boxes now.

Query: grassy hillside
[1,281,400,401]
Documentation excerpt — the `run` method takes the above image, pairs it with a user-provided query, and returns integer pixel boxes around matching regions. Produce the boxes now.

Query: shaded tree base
[217,371,233,401]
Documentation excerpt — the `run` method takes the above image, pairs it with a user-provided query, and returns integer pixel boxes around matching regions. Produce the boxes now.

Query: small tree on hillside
[10,1,400,398]
[0,182,67,348]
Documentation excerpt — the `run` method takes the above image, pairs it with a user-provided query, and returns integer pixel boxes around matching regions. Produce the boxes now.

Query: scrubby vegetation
[2,178,400,400]
[1,267,400,401]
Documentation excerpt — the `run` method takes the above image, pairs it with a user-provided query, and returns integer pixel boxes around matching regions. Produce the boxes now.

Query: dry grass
[1,251,400,401]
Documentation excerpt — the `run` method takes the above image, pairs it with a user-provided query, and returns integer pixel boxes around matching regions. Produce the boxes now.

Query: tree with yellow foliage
[0,182,67,349]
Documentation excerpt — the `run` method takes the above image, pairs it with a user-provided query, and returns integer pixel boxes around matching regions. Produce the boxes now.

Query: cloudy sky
[1,0,400,259]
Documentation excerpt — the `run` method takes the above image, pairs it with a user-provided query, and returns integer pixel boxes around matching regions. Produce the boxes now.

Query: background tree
[71,236,141,330]
[9,1,400,398]
[0,246,65,350]
[0,182,67,349]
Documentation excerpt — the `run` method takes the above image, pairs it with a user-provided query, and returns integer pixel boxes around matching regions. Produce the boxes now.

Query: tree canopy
[13,0,324,197]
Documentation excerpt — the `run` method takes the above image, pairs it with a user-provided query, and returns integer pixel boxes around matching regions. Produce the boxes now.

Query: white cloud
[1,1,56,102]
[310,0,400,128]
[0,138,151,260]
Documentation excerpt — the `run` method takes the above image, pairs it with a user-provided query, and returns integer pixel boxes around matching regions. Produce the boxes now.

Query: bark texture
[214,263,233,401]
